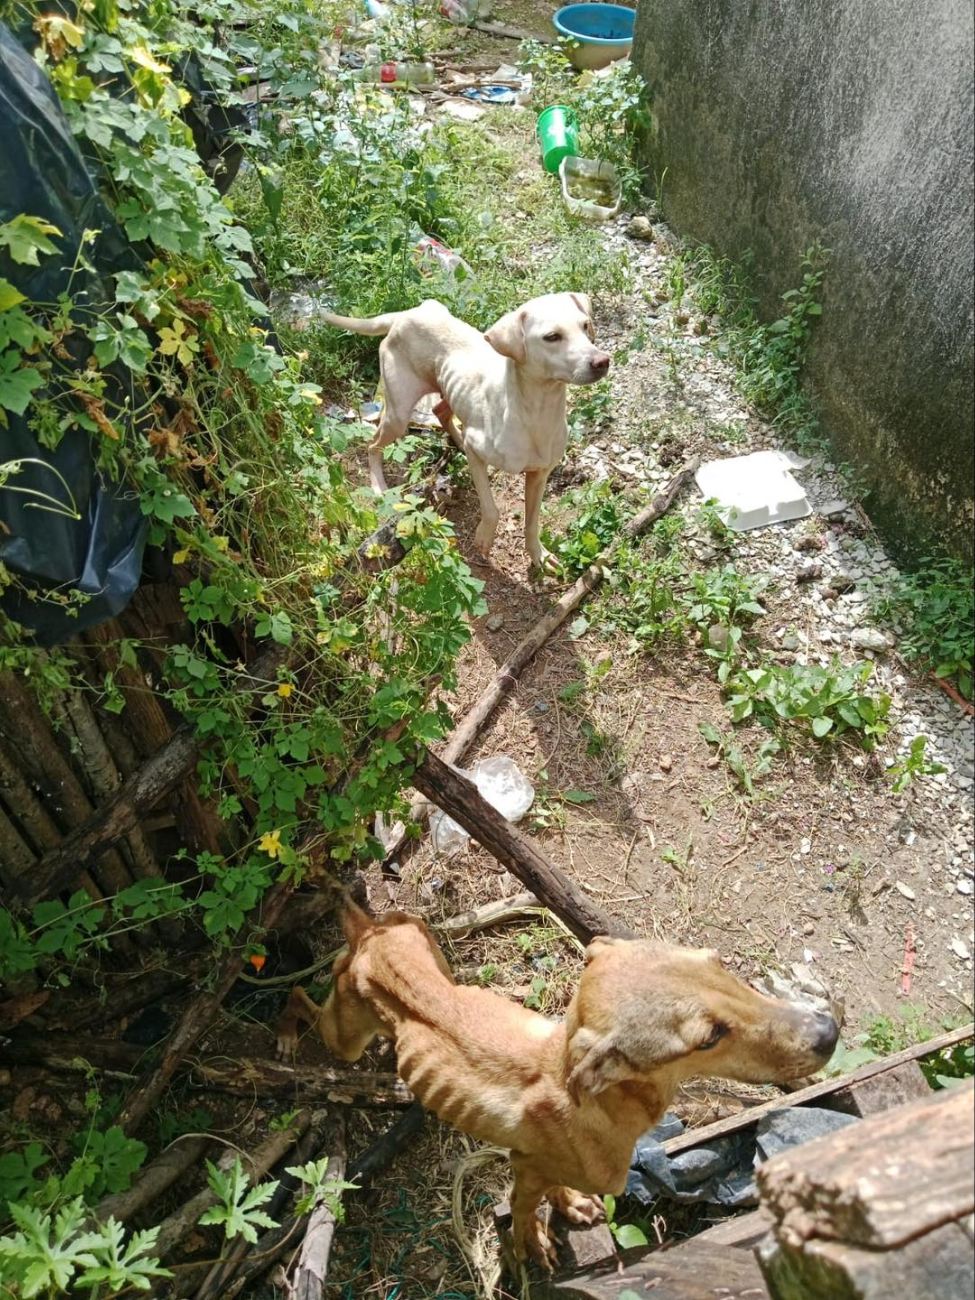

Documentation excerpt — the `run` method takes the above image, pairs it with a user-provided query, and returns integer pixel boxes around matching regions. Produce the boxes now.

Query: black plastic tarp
[0,22,147,644]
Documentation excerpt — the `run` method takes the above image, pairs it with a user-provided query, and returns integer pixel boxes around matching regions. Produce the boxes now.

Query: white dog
[323,294,610,571]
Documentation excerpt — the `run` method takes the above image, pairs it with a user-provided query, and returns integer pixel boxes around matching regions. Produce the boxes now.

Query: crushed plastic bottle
[429,756,535,857]
[414,233,475,281]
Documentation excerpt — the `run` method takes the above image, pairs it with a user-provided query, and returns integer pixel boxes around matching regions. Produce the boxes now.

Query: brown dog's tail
[321,310,398,337]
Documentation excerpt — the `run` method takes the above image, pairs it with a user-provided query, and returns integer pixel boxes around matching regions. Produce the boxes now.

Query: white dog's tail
[322,310,398,337]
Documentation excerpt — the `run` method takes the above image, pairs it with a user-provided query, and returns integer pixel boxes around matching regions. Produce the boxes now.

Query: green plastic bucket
[537,105,579,175]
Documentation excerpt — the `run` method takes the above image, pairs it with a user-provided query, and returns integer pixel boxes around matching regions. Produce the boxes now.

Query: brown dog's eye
[699,1023,729,1051]
[543,332,563,343]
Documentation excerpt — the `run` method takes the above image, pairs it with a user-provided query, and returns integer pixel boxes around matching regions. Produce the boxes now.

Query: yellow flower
[277,682,293,699]
[258,829,282,859]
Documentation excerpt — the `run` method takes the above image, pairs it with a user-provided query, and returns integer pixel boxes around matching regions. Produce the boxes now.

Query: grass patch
[875,555,974,700]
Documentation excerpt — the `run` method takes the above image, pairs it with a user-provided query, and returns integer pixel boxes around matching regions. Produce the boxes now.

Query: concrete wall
[632,0,975,563]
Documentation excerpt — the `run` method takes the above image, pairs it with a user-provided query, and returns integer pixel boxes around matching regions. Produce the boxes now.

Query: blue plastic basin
[553,4,635,69]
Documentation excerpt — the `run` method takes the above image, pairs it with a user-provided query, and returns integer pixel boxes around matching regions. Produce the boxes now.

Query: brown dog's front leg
[274,985,322,1059]
[510,1154,558,1271]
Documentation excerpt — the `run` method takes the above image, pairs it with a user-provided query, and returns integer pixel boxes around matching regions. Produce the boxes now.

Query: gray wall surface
[632,0,975,562]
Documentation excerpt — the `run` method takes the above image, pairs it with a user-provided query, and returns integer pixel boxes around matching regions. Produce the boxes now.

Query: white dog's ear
[485,309,527,363]
[570,292,593,320]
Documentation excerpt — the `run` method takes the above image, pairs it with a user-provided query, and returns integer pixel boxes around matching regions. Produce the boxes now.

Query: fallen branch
[931,669,975,716]
[151,1110,311,1263]
[291,1116,347,1300]
[383,458,700,869]
[92,1135,210,1227]
[191,1057,413,1108]
[412,751,633,945]
[474,20,553,42]
[116,880,292,1136]
[435,892,545,939]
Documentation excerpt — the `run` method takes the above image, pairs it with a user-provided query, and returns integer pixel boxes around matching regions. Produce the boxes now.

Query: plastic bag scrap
[441,0,494,23]
[0,24,148,646]
[430,756,535,857]
[625,1107,857,1210]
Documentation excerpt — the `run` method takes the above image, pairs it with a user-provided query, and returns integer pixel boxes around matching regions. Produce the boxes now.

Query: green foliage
[876,555,974,700]
[723,659,890,747]
[602,1194,649,1250]
[0,1200,168,1298]
[198,1158,280,1244]
[889,735,946,794]
[285,1159,359,1217]
[698,722,780,796]
[825,1010,973,1092]
[688,243,830,455]
[682,564,767,634]
[542,480,632,578]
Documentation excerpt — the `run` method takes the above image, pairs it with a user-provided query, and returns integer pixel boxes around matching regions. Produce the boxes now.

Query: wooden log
[150,1110,311,1263]
[2,1032,147,1076]
[529,1241,770,1299]
[412,750,632,945]
[92,1135,210,1226]
[474,20,554,42]
[757,1079,974,1252]
[0,799,33,886]
[292,1116,347,1300]
[661,1023,974,1157]
[116,879,292,1135]
[191,1058,413,1108]
[67,962,197,1032]
[759,1218,974,1300]
[12,644,288,906]
[0,671,136,909]
[383,458,700,870]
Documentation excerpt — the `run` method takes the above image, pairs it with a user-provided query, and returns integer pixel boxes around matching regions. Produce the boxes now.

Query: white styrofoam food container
[695,450,812,531]
[559,156,621,221]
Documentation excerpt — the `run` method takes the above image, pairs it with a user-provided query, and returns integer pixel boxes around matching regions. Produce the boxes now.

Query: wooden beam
[529,1241,770,1299]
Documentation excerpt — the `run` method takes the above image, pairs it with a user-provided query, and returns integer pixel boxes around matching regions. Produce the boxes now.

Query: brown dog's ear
[566,1030,633,1104]
[485,309,527,363]
[570,292,593,320]
[583,935,624,964]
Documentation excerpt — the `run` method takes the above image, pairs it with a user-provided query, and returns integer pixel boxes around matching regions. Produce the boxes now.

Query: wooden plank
[530,1242,769,1299]
[689,1208,773,1251]
[759,1217,974,1300]
[757,1080,974,1250]
[827,1060,931,1117]
[493,1199,617,1276]
[662,1023,973,1157]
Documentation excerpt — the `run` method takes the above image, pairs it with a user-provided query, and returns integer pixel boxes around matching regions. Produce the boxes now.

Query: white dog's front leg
[524,468,555,573]
[464,449,501,562]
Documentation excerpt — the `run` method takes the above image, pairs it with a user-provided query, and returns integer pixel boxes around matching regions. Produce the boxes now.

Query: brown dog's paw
[521,1218,559,1272]
[274,1023,299,1060]
[549,1187,606,1226]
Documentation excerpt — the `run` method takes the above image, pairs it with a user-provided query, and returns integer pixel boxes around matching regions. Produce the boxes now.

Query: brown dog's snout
[810,1010,840,1059]
[589,351,611,376]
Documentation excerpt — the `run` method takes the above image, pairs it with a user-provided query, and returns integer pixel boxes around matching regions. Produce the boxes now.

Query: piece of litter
[800,836,812,854]
[895,882,916,901]
[694,450,812,532]
[429,756,534,857]
[819,499,850,517]
[951,938,971,961]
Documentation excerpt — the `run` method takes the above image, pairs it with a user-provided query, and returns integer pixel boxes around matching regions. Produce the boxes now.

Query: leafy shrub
[724,660,890,747]
[877,556,974,700]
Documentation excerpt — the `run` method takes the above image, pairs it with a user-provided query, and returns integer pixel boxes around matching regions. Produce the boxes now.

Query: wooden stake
[291,1116,347,1300]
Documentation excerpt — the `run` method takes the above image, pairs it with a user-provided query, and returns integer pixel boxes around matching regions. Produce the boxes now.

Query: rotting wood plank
[529,1241,770,1299]
[661,1023,974,1157]
[757,1079,974,1251]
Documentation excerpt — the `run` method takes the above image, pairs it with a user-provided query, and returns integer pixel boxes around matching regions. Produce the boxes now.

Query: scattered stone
[485,614,504,633]
[659,754,673,772]
[626,215,655,241]
[820,499,850,516]
[957,879,973,895]
[796,562,822,583]
[850,627,891,652]
[796,535,826,552]
[800,836,812,855]
[950,937,971,961]
[802,921,816,937]
[895,881,917,901]
[707,623,730,653]
[533,700,549,714]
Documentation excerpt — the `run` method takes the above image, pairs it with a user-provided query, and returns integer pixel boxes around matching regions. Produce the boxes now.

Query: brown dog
[276,903,838,1267]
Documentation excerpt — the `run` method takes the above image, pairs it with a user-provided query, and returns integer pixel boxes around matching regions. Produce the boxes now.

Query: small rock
[850,627,891,652]
[957,879,973,895]
[485,614,504,633]
[659,754,673,772]
[796,562,822,583]
[533,700,549,715]
[626,215,655,241]
[820,499,850,517]
[895,882,916,901]
[795,535,825,552]
[803,921,816,937]
[707,624,730,653]
[951,937,971,961]
[800,837,812,855]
